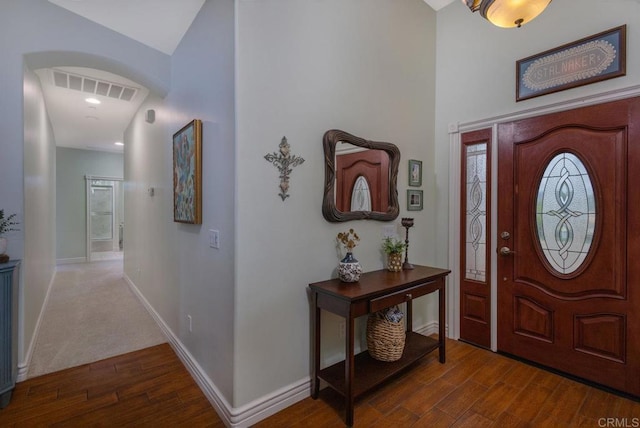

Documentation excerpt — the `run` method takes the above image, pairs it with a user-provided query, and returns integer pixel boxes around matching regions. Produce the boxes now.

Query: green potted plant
[0,210,19,256]
[382,237,406,272]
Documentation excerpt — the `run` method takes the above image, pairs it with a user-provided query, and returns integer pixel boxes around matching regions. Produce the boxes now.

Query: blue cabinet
[0,260,19,408]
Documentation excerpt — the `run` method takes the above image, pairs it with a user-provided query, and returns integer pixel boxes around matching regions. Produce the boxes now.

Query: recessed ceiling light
[115,142,124,146]
[85,97,101,105]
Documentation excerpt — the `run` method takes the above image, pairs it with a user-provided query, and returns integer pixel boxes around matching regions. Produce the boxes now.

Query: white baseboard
[123,273,445,427]
[228,378,310,427]
[56,257,86,265]
[414,320,442,337]
[122,273,308,427]
[17,269,57,382]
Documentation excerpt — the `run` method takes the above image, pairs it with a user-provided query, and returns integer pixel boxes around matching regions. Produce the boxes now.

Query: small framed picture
[407,189,423,211]
[408,159,422,187]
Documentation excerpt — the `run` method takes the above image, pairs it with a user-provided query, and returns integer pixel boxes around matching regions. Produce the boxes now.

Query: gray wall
[168,0,236,402]
[123,0,237,404]
[56,147,123,261]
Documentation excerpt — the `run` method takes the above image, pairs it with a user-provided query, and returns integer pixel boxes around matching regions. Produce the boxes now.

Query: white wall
[22,65,57,364]
[235,0,438,407]
[433,1,640,270]
[123,0,236,404]
[56,147,123,261]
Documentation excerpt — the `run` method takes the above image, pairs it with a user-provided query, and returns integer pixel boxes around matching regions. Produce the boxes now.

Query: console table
[309,265,450,426]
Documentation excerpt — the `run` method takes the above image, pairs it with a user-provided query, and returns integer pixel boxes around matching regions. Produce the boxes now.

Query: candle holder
[401,217,415,270]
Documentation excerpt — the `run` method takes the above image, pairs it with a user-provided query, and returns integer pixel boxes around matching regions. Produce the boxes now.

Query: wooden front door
[497,97,640,396]
[336,149,389,212]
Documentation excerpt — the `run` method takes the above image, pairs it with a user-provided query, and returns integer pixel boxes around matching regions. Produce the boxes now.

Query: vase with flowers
[0,210,19,261]
[336,229,363,282]
[382,236,406,272]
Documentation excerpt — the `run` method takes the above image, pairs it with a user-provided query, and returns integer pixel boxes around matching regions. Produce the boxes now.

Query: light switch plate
[209,229,220,249]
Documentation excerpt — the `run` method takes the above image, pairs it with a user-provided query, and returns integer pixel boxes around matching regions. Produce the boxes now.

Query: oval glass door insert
[536,152,596,275]
[350,175,372,211]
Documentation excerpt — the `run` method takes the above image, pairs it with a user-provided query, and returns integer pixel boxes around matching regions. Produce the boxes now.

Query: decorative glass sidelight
[536,152,596,275]
[350,175,372,211]
[465,143,487,282]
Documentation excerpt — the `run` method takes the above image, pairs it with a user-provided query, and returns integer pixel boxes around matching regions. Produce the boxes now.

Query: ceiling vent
[51,69,138,102]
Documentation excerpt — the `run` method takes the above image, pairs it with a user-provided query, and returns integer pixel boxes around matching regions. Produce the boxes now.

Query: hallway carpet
[28,260,166,378]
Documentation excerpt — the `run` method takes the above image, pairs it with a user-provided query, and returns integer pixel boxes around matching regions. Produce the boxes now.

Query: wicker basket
[366,311,406,362]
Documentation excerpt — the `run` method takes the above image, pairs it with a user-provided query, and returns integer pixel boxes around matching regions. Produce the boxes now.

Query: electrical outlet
[382,224,396,238]
[187,315,192,333]
[339,320,346,339]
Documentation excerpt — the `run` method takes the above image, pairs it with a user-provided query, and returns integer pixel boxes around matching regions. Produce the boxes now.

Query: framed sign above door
[516,25,626,101]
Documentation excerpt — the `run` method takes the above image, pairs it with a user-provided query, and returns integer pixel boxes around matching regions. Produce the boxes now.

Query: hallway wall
[22,65,57,370]
[123,0,236,406]
[56,147,123,263]
[0,0,170,368]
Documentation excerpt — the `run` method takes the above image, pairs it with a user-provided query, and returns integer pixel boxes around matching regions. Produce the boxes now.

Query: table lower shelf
[318,332,440,398]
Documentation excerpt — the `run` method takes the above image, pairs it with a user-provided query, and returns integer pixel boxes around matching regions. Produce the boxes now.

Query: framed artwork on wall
[408,159,422,187]
[173,119,202,224]
[407,189,423,211]
[516,25,626,101]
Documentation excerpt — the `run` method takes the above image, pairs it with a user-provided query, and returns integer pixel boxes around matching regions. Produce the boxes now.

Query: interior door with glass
[497,97,640,396]
[90,182,114,253]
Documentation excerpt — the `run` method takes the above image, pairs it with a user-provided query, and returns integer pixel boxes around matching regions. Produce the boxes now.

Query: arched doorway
[20,51,168,379]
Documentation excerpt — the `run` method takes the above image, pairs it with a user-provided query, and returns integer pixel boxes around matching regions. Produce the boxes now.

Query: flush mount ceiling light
[462,0,552,28]
[114,142,124,146]
[85,97,101,104]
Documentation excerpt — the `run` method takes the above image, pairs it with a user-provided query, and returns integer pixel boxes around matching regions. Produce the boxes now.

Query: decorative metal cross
[264,136,305,201]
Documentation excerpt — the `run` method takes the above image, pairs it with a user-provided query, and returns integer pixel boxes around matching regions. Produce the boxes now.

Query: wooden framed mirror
[322,129,400,222]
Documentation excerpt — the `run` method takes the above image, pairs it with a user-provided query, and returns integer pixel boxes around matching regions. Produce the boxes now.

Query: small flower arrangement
[337,228,360,253]
[382,236,406,255]
[0,210,19,236]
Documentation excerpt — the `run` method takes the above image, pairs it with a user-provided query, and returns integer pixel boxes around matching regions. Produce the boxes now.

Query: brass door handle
[499,246,515,256]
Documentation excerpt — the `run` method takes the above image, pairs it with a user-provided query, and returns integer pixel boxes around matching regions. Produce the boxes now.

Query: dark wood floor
[2,339,638,427]
[0,343,225,427]
[256,338,640,427]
